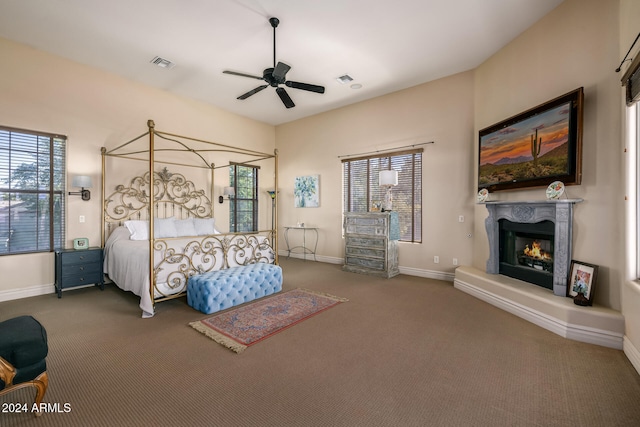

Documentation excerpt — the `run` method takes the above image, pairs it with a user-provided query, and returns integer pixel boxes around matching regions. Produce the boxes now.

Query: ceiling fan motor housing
[263,68,282,86]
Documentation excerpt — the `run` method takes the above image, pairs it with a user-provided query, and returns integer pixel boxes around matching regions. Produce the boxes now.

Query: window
[0,126,66,255]
[342,149,422,242]
[622,52,640,278]
[229,163,258,232]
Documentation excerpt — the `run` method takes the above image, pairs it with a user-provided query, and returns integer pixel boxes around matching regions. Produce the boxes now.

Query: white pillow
[174,218,197,237]
[154,217,178,238]
[124,220,149,241]
[193,218,216,236]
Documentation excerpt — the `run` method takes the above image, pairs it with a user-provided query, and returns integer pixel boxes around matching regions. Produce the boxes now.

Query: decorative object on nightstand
[379,170,398,211]
[73,237,89,250]
[54,247,104,298]
[343,211,399,278]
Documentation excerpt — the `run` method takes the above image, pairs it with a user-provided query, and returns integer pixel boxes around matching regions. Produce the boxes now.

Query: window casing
[229,163,258,232]
[342,149,422,242]
[0,126,66,255]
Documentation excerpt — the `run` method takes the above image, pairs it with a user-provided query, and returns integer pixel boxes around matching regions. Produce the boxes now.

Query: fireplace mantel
[484,199,583,296]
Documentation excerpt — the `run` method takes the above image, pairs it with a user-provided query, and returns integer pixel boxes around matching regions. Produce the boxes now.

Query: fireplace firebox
[499,219,554,290]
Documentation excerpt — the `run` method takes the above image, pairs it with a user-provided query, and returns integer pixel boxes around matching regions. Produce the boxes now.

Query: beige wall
[0,37,275,295]
[276,71,475,274]
[473,0,622,310]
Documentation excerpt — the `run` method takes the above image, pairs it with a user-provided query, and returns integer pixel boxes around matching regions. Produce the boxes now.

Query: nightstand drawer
[61,262,102,278]
[60,250,101,265]
[62,272,103,287]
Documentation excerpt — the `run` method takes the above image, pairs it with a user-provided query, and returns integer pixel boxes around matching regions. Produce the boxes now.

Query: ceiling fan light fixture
[336,74,354,84]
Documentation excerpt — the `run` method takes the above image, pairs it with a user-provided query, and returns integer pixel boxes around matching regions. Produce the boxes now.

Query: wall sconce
[219,186,235,203]
[379,170,398,211]
[68,175,92,201]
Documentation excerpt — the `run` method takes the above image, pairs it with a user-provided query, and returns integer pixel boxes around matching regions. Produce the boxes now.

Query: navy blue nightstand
[54,247,104,298]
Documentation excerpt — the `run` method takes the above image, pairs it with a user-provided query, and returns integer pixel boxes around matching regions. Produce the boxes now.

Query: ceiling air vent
[336,74,353,84]
[150,56,175,69]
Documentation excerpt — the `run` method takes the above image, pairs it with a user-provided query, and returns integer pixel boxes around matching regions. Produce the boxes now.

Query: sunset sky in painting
[480,102,570,165]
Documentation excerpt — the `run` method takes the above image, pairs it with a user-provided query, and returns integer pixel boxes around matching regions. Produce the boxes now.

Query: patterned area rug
[189,288,348,353]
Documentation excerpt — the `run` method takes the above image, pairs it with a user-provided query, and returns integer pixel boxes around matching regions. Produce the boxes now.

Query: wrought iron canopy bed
[101,120,279,317]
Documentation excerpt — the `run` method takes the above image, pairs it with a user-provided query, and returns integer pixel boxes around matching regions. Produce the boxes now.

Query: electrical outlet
[79,215,85,223]
[453,258,458,266]
[458,215,464,223]
[434,255,439,264]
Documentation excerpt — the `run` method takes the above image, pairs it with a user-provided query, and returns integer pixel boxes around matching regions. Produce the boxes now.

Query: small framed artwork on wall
[294,175,319,208]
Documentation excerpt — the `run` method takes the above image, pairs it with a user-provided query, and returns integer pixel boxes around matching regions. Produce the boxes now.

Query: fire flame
[523,241,552,260]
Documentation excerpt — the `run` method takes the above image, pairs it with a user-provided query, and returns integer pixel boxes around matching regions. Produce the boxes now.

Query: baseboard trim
[624,336,640,375]
[399,266,455,282]
[278,251,455,281]
[454,276,624,349]
[0,283,54,302]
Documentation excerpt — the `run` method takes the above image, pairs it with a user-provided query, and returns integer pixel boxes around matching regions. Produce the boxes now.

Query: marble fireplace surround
[454,199,625,349]
[485,200,580,296]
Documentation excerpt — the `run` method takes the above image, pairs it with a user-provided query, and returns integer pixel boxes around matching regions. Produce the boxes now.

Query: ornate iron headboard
[104,167,212,228]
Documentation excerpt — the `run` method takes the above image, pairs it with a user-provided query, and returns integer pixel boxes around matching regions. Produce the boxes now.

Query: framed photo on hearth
[568,260,598,305]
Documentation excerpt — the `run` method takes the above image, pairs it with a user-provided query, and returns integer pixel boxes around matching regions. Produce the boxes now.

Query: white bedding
[103,226,275,317]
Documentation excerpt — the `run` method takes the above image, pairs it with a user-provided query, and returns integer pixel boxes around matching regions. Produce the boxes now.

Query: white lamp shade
[379,170,398,186]
[72,175,92,188]
[223,186,235,196]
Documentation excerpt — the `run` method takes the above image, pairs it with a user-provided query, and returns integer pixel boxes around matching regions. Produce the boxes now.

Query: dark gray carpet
[2,258,640,426]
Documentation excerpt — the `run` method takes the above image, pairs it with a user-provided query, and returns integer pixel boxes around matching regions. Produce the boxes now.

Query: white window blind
[342,149,422,242]
[0,126,66,254]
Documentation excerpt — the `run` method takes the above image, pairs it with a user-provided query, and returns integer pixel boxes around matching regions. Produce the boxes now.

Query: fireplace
[499,219,554,290]
[485,200,582,296]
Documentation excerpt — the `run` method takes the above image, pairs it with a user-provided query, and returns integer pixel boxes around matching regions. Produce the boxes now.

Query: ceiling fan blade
[237,85,268,100]
[223,70,264,80]
[272,62,291,81]
[276,87,295,108]
[285,81,325,94]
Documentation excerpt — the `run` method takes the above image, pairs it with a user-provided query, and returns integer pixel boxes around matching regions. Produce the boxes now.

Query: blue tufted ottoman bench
[187,263,283,314]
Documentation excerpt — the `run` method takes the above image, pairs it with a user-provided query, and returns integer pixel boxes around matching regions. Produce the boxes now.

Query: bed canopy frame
[101,119,278,310]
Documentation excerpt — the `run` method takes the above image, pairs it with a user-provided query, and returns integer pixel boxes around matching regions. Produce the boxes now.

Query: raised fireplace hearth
[453,198,625,349]
[485,199,582,296]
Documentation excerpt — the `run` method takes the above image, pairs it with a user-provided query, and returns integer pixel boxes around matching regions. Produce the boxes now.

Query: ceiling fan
[223,17,325,109]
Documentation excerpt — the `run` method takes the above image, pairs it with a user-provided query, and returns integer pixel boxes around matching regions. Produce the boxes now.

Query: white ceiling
[0,0,564,126]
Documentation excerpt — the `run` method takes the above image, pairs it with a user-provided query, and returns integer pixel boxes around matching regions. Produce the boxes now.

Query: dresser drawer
[346,256,385,271]
[346,236,386,249]
[60,249,101,265]
[346,246,385,259]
